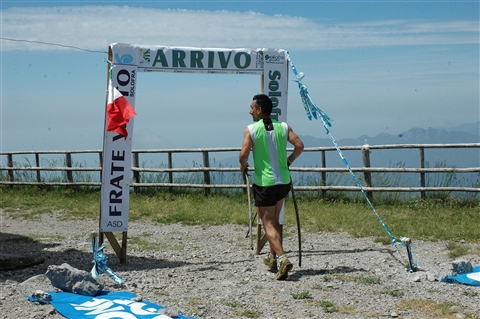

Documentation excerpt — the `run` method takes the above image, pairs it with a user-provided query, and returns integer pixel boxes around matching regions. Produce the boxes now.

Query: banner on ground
[29,291,197,319]
[442,265,480,286]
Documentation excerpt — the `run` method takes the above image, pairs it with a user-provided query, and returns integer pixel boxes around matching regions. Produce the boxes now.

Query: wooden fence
[1,143,479,200]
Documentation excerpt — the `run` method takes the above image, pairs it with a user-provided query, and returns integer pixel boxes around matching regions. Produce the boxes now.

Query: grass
[233,309,260,318]
[462,291,478,297]
[319,300,338,313]
[376,289,404,297]
[396,299,471,319]
[446,241,471,258]
[332,273,382,285]
[292,291,313,299]
[1,186,480,246]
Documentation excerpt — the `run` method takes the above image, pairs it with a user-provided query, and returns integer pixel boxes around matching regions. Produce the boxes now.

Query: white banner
[111,43,265,74]
[263,49,288,122]
[100,64,138,232]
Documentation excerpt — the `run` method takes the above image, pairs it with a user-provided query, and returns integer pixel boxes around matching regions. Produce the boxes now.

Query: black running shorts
[252,183,291,207]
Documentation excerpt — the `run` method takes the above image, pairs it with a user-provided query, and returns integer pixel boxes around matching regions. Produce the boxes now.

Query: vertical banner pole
[256,49,289,254]
[100,45,138,263]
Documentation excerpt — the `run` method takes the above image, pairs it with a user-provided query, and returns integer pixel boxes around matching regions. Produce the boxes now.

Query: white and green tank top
[248,118,291,186]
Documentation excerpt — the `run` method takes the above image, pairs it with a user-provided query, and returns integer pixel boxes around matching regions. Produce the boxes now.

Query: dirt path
[1,211,479,318]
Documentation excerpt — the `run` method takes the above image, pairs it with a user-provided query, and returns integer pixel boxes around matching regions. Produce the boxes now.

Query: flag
[107,86,136,139]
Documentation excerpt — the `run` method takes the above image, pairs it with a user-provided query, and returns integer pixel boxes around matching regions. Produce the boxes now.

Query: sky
[1,0,479,153]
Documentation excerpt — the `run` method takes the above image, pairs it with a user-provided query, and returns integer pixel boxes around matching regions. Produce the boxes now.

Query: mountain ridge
[300,121,479,148]
[295,121,479,170]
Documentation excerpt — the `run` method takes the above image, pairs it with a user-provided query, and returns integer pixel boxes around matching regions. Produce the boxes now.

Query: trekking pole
[245,209,257,238]
[244,170,254,250]
[290,180,302,267]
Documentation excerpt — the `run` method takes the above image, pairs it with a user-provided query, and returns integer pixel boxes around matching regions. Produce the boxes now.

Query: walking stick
[244,171,254,250]
[290,180,302,267]
[245,209,257,238]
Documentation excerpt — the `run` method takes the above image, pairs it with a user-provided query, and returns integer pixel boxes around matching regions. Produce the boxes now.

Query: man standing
[239,94,304,280]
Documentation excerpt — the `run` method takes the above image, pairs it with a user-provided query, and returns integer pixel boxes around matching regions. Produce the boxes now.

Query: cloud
[1,6,478,52]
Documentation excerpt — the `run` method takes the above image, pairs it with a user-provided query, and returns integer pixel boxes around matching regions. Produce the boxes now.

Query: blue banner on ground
[442,265,480,286]
[29,291,197,319]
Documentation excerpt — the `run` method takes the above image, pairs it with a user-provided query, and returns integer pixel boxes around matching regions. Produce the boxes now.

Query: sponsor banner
[32,291,197,319]
[263,49,288,122]
[110,43,264,74]
[100,64,138,232]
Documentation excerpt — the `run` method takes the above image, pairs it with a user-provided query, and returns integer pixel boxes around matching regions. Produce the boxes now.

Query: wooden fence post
[321,150,326,199]
[362,141,373,203]
[7,153,14,187]
[167,152,173,193]
[35,153,41,183]
[420,147,426,200]
[65,153,73,184]
[202,151,210,195]
[99,151,103,181]
[132,152,139,193]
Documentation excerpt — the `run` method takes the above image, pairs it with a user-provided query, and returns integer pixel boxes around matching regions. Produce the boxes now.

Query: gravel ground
[1,211,479,319]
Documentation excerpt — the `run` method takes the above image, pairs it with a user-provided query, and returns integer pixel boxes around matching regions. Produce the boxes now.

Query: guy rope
[287,53,418,272]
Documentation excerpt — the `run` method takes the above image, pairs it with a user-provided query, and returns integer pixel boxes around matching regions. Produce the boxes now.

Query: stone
[452,260,473,275]
[45,263,104,296]
[31,290,52,304]
[426,271,436,282]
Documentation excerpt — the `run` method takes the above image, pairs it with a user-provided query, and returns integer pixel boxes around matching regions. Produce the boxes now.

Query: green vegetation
[446,241,471,258]
[396,299,474,319]
[224,300,242,308]
[1,186,480,245]
[462,290,478,297]
[376,289,404,297]
[292,291,313,299]
[332,273,381,285]
[319,300,338,313]
[233,309,261,318]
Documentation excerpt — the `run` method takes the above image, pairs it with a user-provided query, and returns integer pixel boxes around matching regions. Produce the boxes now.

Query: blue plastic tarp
[28,291,197,319]
[442,265,480,286]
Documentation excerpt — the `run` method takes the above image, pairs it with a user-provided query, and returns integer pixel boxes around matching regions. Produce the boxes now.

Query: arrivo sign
[100,44,288,232]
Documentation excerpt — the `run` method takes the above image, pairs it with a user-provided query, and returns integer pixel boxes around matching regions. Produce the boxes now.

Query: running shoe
[263,254,278,272]
[276,256,293,280]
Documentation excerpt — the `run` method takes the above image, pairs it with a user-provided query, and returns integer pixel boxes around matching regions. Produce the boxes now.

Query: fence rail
[1,143,479,200]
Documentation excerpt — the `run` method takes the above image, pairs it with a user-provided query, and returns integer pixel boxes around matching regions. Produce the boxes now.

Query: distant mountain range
[219,122,479,170]
[296,121,479,169]
[301,121,479,147]
[296,121,478,166]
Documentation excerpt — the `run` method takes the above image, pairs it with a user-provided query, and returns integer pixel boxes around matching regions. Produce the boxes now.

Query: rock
[30,290,52,304]
[45,263,104,296]
[452,260,473,275]
[435,272,448,281]
[159,307,179,317]
[426,271,436,282]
